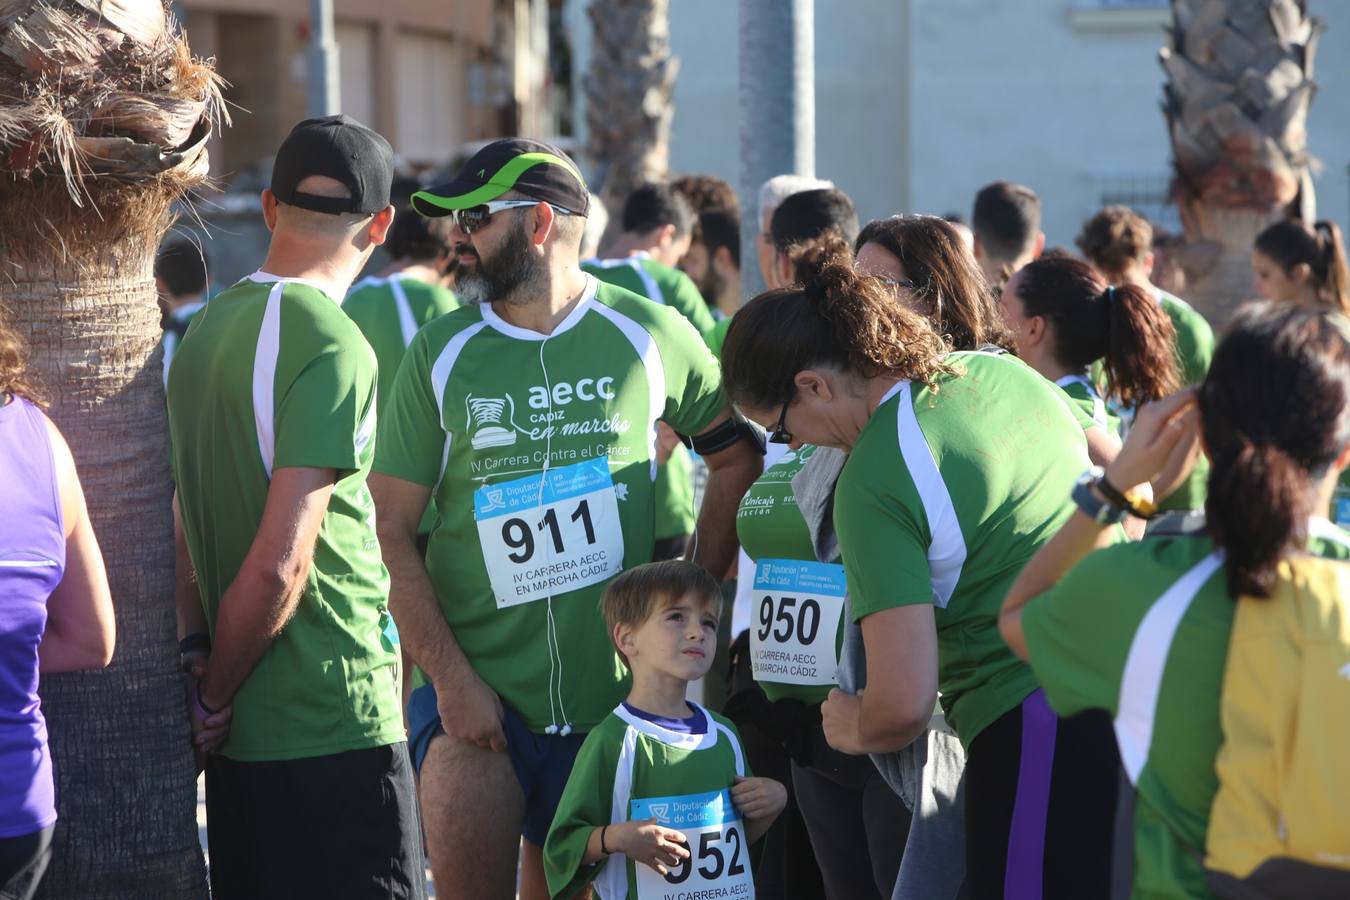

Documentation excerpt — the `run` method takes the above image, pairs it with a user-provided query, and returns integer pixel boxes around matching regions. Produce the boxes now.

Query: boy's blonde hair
[601,560,722,667]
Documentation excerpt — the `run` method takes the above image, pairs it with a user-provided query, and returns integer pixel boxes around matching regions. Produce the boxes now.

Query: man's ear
[713,245,737,276]
[531,202,556,247]
[1032,231,1046,259]
[369,205,396,246]
[1142,250,1156,279]
[261,189,279,233]
[973,235,985,261]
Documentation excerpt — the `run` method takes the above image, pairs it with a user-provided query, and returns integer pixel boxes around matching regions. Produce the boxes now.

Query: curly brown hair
[721,248,951,411]
[0,308,44,406]
[1075,206,1151,279]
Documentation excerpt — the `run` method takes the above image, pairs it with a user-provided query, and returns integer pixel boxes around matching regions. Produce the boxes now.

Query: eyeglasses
[452,199,577,235]
[767,397,793,444]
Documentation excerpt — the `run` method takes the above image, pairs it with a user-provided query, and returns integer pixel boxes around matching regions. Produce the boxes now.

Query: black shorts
[963,690,1119,900]
[204,743,426,900]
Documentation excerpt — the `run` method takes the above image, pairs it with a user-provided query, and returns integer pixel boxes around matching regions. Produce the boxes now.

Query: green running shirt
[343,273,460,415]
[737,445,845,705]
[545,704,753,900]
[584,254,717,542]
[1020,521,1350,900]
[345,274,460,535]
[833,351,1091,746]
[167,272,403,761]
[1055,374,1121,434]
[375,276,727,733]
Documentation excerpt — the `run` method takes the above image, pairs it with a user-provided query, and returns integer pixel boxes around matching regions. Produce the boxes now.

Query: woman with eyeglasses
[732,232,909,900]
[721,255,1121,900]
[999,301,1350,898]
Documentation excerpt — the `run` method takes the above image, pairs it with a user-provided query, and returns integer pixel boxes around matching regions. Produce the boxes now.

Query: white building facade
[572,0,1350,251]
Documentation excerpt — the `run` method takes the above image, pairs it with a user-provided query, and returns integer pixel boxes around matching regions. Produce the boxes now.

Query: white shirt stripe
[881,380,968,608]
[589,302,667,481]
[389,275,420,348]
[251,282,285,478]
[1114,551,1225,784]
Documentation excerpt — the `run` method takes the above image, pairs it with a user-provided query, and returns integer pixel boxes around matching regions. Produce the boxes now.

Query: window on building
[337,23,376,129]
[395,32,466,165]
[1090,172,1182,234]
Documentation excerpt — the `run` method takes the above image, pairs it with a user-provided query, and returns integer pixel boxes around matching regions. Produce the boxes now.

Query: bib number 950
[748,559,846,687]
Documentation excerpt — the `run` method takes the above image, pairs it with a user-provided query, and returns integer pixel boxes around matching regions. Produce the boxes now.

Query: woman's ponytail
[1313,220,1350,315]
[1014,257,1177,407]
[1102,282,1180,408]
[1199,302,1350,598]
[1206,440,1309,596]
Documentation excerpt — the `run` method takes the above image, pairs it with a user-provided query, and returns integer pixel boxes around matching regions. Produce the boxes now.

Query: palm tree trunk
[2,260,208,899]
[0,1,220,894]
[1164,0,1323,324]
[584,0,679,250]
[737,0,815,298]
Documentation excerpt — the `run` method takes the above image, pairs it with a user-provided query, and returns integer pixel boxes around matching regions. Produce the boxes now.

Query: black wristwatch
[179,632,211,674]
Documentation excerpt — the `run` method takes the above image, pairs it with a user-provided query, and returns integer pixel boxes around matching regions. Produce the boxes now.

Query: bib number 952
[664,823,747,884]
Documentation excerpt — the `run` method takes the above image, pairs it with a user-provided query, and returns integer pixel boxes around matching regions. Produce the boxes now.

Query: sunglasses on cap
[452,199,577,235]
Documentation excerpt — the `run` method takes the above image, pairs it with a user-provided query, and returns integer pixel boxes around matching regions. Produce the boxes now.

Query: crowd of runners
[4,111,1350,900]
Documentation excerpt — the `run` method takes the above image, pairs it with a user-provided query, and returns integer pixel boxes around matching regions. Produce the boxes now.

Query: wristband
[194,681,220,719]
[600,824,611,855]
[1071,468,1128,525]
[179,632,211,655]
[1097,474,1159,519]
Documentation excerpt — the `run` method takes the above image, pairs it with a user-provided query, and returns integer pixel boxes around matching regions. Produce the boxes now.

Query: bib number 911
[749,559,846,686]
[473,457,624,608]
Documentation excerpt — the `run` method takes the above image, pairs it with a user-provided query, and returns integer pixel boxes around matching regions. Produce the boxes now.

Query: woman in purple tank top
[0,316,115,899]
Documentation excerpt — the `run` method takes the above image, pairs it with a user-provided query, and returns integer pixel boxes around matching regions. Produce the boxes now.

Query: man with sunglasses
[370,138,762,900]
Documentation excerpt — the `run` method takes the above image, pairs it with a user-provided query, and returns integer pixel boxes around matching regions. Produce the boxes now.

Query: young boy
[544,560,787,899]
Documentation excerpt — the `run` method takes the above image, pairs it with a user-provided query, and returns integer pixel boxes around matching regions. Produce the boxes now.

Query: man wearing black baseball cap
[371,137,763,898]
[168,114,426,899]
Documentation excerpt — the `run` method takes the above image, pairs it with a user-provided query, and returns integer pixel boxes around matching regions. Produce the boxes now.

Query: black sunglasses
[767,397,793,445]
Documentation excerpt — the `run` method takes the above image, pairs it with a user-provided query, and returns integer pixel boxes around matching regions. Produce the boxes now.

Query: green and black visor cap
[412,138,590,218]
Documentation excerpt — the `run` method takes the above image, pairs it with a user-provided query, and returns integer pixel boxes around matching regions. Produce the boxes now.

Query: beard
[454,215,546,306]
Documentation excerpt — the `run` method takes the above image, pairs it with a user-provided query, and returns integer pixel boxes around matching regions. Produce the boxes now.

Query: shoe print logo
[648,803,669,823]
[467,393,520,450]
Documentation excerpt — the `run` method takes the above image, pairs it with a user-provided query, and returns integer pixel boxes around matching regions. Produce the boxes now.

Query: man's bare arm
[370,472,506,751]
[197,466,335,709]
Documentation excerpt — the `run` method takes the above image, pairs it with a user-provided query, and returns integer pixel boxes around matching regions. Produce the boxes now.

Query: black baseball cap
[412,138,590,218]
[270,114,394,215]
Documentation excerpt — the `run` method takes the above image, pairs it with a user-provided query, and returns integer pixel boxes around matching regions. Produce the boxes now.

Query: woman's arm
[1000,391,1199,660]
[822,603,938,754]
[39,415,115,673]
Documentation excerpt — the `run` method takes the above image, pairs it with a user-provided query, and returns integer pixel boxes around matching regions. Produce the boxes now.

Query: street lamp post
[308,0,340,117]
[737,0,815,298]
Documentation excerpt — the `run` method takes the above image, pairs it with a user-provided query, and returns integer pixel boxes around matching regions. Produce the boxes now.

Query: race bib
[1334,485,1350,528]
[632,789,754,900]
[473,457,624,608]
[749,559,846,686]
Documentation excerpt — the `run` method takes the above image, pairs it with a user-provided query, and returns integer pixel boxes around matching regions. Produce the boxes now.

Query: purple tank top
[0,395,64,837]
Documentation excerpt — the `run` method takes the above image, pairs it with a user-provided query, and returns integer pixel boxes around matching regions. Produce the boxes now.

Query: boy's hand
[731,775,787,821]
[611,817,690,876]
